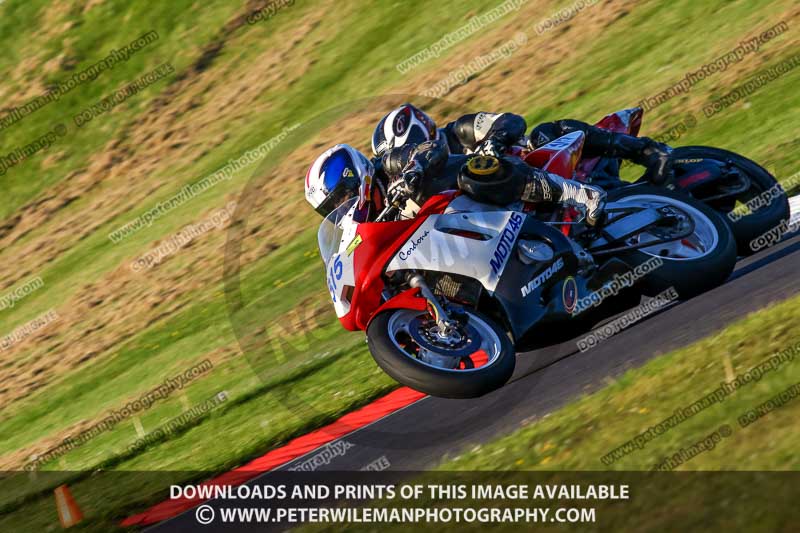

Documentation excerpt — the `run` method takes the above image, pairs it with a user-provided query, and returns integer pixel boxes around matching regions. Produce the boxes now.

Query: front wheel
[367,308,515,399]
[606,185,737,299]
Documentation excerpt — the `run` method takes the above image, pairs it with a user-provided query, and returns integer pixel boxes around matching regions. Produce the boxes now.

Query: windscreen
[317,197,358,264]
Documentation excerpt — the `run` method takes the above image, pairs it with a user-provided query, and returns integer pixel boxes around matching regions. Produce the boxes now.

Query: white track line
[790,194,800,226]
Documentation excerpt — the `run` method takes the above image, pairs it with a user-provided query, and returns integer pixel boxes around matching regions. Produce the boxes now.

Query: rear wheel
[367,308,515,399]
[605,185,737,298]
[669,146,789,255]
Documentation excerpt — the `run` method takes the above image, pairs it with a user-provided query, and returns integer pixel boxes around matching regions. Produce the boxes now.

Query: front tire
[367,308,515,399]
[606,185,737,299]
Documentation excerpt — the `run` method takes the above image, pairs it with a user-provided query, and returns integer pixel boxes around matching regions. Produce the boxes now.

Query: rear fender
[670,157,727,191]
[593,107,643,136]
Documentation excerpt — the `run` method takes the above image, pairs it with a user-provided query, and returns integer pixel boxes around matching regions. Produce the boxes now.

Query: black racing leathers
[530,119,673,183]
[379,139,606,225]
[440,112,528,155]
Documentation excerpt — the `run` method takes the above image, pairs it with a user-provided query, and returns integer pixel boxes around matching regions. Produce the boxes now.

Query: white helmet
[305,144,374,217]
[371,103,441,157]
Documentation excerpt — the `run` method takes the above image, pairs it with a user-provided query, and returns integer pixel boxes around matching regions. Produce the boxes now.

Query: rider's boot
[519,168,607,226]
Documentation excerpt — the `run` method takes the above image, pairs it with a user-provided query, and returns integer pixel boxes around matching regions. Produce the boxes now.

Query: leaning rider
[304,141,606,227]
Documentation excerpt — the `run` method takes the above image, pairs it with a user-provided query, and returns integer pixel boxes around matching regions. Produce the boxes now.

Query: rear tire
[367,309,515,399]
[606,185,737,299]
[670,146,789,255]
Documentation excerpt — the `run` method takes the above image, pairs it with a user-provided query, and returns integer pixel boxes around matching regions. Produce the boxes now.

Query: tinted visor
[314,150,361,216]
[404,124,428,146]
[315,173,359,217]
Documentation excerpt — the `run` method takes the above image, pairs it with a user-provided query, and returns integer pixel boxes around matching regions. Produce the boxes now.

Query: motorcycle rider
[370,104,673,224]
[371,104,527,158]
[529,118,673,185]
[306,139,606,227]
[372,103,674,185]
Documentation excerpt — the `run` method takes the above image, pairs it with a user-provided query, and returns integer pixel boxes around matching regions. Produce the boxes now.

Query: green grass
[0,0,798,530]
[439,294,800,471]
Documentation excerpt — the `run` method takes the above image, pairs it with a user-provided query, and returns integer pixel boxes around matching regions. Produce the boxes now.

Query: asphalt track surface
[151,231,800,531]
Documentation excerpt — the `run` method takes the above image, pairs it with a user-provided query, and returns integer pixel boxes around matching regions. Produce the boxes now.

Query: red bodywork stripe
[351,192,459,331]
[678,170,712,187]
[120,387,426,527]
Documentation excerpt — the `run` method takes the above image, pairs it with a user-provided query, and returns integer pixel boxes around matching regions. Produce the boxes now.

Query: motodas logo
[490,213,524,277]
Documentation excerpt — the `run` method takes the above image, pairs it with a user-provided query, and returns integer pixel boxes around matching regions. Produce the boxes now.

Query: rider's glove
[560,179,606,226]
[387,167,421,206]
[478,138,504,158]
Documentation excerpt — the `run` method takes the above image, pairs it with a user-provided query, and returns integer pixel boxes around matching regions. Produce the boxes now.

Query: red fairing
[343,192,456,332]
[523,131,585,179]
[594,107,643,136]
[368,288,428,328]
[576,107,644,181]
[418,190,460,216]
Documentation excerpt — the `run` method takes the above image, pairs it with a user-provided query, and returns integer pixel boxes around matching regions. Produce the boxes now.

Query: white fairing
[386,201,525,293]
[319,200,359,318]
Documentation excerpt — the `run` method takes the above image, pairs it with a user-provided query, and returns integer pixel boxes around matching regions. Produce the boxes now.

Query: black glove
[387,168,421,206]
[477,138,504,158]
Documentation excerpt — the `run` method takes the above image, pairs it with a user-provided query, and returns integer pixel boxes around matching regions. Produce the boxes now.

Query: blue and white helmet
[305,144,374,217]
[371,104,441,157]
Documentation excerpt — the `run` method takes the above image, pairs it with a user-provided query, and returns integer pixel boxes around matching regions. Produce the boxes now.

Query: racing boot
[520,168,607,226]
[531,121,673,184]
[600,133,674,185]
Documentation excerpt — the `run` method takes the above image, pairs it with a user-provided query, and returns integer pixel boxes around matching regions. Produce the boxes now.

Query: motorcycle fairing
[385,209,524,293]
[524,131,586,179]
[489,216,580,339]
[594,107,643,136]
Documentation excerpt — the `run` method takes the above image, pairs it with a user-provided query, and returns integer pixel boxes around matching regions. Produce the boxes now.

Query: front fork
[407,273,460,336]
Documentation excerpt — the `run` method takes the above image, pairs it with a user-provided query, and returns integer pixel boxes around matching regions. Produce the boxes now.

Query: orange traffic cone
[54,485,84,528]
